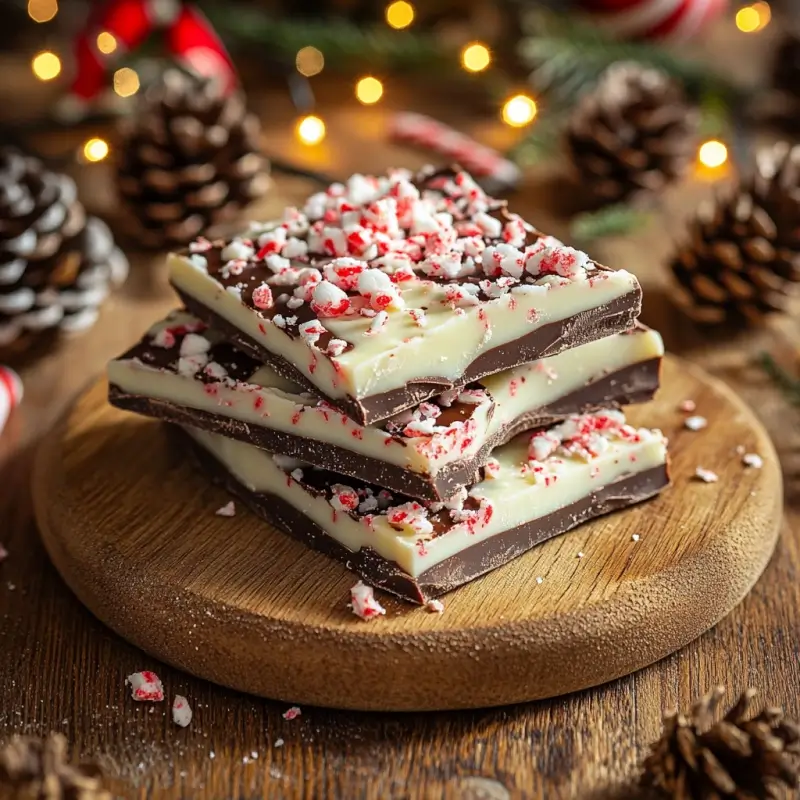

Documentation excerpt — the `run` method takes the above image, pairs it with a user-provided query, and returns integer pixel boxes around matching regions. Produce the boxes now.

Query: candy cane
[389,112,521,189]
[0,366,22,436]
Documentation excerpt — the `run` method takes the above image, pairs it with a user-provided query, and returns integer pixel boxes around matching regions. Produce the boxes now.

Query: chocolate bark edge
[109,356,661,502]
[174,286,643,426]
[179,426,671,604]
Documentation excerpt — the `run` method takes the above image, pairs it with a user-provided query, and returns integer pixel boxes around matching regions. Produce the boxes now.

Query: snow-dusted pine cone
[0,149,128,351]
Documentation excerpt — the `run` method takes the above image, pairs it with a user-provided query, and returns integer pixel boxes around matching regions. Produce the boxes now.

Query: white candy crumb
[536,577,543,584]
[274,738,285,748]
[742,453,764,469]
[349,580,387,620]
[577,552,584,559]
[684,416,708,431]
[215,501,236,517]
[282,706,301,720]
[426,599,445,614]
[126,671,164,702]
[735,445,746,455]
[632,534,640,542]
[679,399,696,413]
[172,695,192,727]
[694,467,719,483]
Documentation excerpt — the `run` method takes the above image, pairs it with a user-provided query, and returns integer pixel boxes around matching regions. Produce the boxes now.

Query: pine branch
[758,352,800,407]
[518,12,748,107]
[203,4,454,72]
[570,204,651,245]
[507,108,567,166]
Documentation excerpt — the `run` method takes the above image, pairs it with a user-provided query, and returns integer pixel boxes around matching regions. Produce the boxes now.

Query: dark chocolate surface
[110,356,661,502]
[180,427,670,604]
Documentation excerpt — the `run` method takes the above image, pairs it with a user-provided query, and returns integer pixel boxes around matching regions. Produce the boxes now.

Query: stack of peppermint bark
[108,167,669,604]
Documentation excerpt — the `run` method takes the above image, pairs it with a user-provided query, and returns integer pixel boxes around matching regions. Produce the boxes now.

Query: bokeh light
[97,32,118,55]
[698,140,728,169]
[83,138,110,162]
[502,94,537,127]
[27,0,58,23]
[113,67,140,97]
[356,76,384,105]
[461,43,491,73]
[32,51,61,81]
[296,115,326,146]
[385,1,414,29]
[296,46,324,77]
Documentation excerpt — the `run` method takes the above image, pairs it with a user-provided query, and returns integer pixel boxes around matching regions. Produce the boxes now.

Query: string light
[113,67,140,97]
[296,115,326,146]
[27,0,58,23]
[502,94,537,128]
[296,46,324,77]
[97,32,118,55]
[31,51,61,81]
[735,2,771,32]
[355,76,383,105]
[83,138,110,162]
[698,139,728,169]
[461,43,491,73]
[385,1,414,29]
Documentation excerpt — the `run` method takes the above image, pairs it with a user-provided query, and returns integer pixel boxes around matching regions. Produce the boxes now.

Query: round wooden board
[33,355,782,711]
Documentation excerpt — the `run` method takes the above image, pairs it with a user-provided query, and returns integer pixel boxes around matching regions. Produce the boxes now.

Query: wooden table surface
[2,22,800,799]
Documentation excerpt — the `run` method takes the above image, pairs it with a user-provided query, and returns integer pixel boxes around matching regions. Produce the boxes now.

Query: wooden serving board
[32,355,782,711]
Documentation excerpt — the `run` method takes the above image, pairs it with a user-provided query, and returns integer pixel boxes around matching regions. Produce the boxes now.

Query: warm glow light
[97,31,118,55]
[113,67,140,97]
[295,46,324,77]
[385,0,414,29]
[698,140,728,169]
[31,51,61,81]
[355,76,384,105]
[296,115,326,145]
[27,0,58,23]
[735,3,770,32]
[83,138,109,162]
[502,94,537,127]
[461,43,491,73]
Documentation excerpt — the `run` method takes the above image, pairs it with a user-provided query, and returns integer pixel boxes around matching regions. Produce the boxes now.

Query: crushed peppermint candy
[386,501,434,536]
[326,338,348,357]
[679,399,696,413]
[742,453,764,469]
[329,484,359,512]
[215,501,236,517]
[274,738,285,748]
[684,416,708,431]
[172,695,192,727]
[365,310,389,336]
[349,581,387,620]
[282,706,302,720]
[632,534,640,542]
[252,283,274,310]
[577,551,585,559]
[536,576,543,585]
[483,458,501,479]
[694,467,719,483]
[127,671,164,702]
[426,599,445,613]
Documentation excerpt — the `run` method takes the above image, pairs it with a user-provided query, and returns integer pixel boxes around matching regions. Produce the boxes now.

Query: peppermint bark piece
[109,311,664,501]
[169,167,642,424]
[180,409,670,603]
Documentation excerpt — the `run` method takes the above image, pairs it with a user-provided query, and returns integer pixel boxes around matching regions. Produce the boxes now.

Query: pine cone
[566,62,699,205]
[642,687,800,799]
[772,32,800,100]
[0,733,111,799]
[116,70,270,249]
[0,150,128,352]
[671,142,800,326]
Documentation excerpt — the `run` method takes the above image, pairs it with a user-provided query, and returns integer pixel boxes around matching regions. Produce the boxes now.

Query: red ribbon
[70,0,237,101]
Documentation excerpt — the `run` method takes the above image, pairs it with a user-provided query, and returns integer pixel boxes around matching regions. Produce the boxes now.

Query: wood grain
[2,21,800,798]
[31,355,781,712]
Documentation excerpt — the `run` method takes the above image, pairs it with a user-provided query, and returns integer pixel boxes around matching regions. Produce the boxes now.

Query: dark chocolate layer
[180,427,670,604]
[175,287,642,425]
[110,356,660,502]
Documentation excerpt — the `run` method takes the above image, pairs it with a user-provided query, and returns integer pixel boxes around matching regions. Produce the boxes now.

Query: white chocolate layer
[171,253,640,404]
[109,311,663,481]
[184,410,668,577]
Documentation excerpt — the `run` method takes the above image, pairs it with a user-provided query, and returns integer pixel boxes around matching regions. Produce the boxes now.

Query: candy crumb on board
[127,671,164,702]
[694,467,719,483]
[274,738,285,748]
[425,599,445,614]
[349,581,387,620]
[172,695,192,727]
[678,399,696,413]
[215,501,236,517]
[742,453,764,469]
[282,706,301,721]
[684,416,707,431]
[632,534,640,542]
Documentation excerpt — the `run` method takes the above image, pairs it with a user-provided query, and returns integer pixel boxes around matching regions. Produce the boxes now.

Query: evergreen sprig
[203,4,454,72]
[570,204,651,245]
[758,352,800,407]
